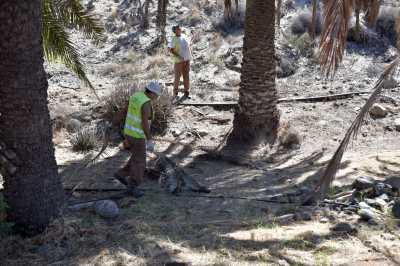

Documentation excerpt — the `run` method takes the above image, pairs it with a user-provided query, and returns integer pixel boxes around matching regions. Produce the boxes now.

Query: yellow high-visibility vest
[124,92,153,139]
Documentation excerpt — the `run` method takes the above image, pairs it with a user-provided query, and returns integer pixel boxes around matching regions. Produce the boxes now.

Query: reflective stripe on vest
[172,35,181,63]
[124,92,151,139]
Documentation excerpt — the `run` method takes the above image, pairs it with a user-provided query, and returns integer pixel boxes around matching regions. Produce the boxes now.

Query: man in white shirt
[168,25,191,99]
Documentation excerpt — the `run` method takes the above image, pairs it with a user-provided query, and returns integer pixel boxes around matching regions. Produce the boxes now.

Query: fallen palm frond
[319,0,353,76]
[316,57,400,199]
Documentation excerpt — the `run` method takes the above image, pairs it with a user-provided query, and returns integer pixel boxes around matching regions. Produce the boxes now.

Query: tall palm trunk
[156,0,168,42]
[0,0,64,234]
[228,0,280,144]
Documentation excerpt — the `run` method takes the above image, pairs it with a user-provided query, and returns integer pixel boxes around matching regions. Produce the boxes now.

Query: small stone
[392,200,400,218]
[394,119,400,132]
[369,104,388,118]
[384,176,400,191]
[331,222,357,234]
[66,118,82,133]
[373,182,392,197]
[359,201,372,209]
[377,193,390,202]
[94,200,120,219]
[358,208,377,221]
[300,212,313,221]
[320,217,329,223]
[352,176,375,190]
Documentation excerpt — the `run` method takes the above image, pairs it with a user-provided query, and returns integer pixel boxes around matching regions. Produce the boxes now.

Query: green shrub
[288,32,315,57]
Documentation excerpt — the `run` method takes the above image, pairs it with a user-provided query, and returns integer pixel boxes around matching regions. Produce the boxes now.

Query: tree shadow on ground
[47,138,366,265]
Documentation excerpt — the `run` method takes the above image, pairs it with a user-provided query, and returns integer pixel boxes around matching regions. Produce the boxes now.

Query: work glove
[146,140,155,153]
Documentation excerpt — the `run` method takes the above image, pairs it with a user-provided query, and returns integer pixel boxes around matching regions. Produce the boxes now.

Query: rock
[359,201,372,209]
[93,200,120,219]
[277,57,296,78]
[373,182,392,196]
[377,193,390,202]
[352,176,375,190]
[320,217,329,223]
[365,198,387,211]
[66,118,82,133]
[369,104,388,118]
[394,119,400,132]
[331,222,357,234]
[302,212,313,221]
[358,208,377,221]
[392,200,400,218]
[384,176,400,191]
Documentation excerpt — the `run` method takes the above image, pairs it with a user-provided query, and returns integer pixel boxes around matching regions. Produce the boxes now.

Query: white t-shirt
[168,34,191,61]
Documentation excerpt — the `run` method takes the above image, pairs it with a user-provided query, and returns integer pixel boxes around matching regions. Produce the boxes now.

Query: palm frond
[49,0,104,44]
[364,0,380,26]
[316,57,400,198]
[43,1,100,99]
[319,0,353,76]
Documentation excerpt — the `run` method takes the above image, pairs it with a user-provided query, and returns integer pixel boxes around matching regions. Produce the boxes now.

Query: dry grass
[71,126,98,152]
[278,121,301,149]
[103,80,141,130]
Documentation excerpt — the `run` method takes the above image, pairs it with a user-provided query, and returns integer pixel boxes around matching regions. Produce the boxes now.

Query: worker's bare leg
[174,62,183,96]
[182,60,190,97]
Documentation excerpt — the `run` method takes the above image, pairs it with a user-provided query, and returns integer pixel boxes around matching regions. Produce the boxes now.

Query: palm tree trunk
[156,0,168,42]
[0,0,64,234]
[141,0,151,29]
[228,0,280,144]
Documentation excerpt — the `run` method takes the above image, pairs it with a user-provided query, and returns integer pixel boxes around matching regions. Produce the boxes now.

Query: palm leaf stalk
[316,58,399,199]
[314,0,394,200]
[43,0,104,100]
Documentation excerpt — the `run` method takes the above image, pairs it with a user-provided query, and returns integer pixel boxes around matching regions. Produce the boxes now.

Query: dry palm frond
[396,15,400,49]
[276,0,282,29]
[319,0,353,76]
[310,0,318,39]
[364,0,380,26]
[316,57,399,198]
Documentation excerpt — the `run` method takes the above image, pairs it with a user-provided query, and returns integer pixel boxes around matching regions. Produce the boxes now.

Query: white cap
[146,81,162,96]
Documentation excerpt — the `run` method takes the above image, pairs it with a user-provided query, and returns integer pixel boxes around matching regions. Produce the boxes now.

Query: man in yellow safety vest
[114,81,161,198]
[168,24,191,99]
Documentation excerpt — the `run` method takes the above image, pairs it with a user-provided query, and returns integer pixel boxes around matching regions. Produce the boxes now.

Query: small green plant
[71,127,98,152]
[209,54,225,70]
[288,32,315,57]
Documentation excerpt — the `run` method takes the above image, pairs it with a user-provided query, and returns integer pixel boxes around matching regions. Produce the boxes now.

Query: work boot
[113,172,128,186]
[183,91,191,99]
[127,187,144,198]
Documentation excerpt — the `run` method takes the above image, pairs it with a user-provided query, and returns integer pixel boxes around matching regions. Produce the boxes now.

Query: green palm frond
[50,0,104,44]
[42,0,104,99]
